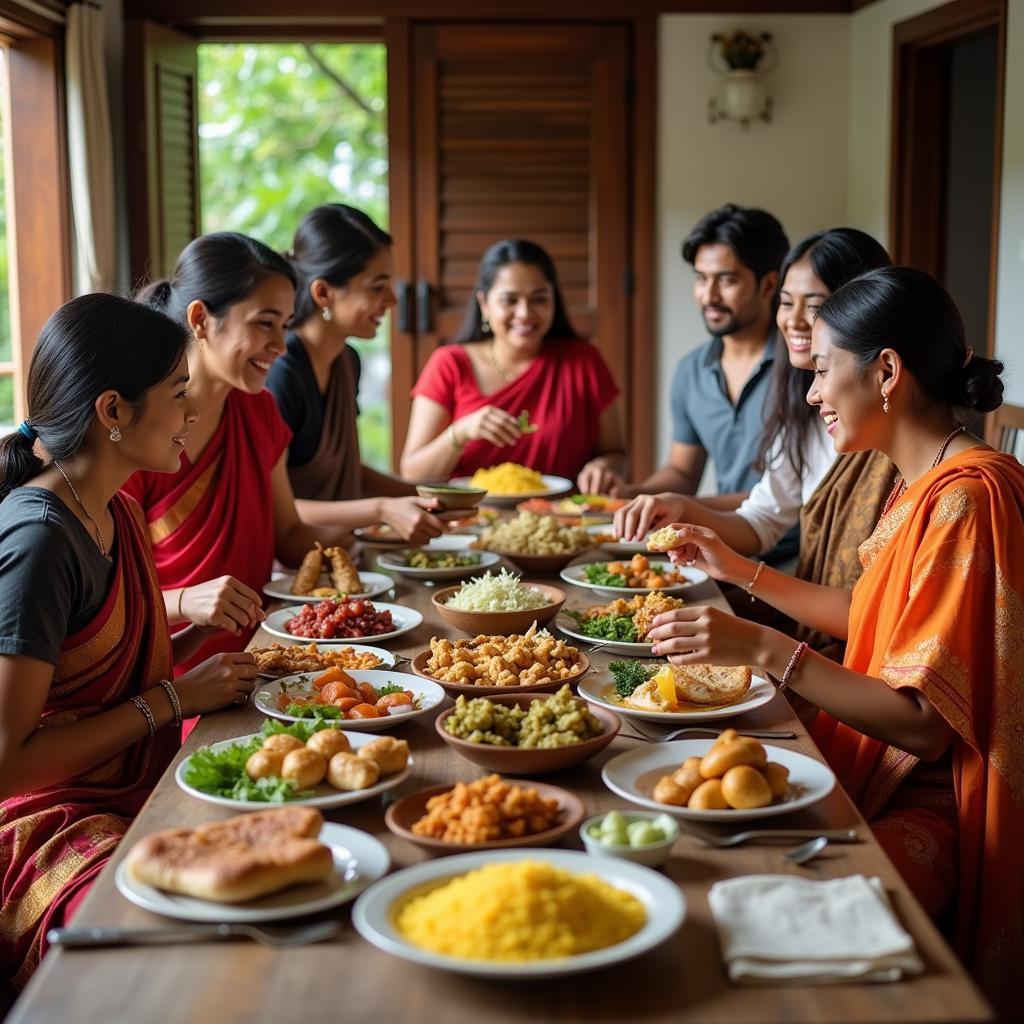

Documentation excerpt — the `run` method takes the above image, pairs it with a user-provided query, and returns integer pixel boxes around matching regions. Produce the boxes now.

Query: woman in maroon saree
[0,295,257,995]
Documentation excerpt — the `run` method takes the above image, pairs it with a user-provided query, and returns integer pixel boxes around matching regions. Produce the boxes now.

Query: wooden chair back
[986,402,1024,458]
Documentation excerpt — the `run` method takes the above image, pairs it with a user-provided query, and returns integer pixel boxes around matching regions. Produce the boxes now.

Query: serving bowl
[384,779,585,852]
[415,483,487,511]
[478,547,590,575]
[434,692,619,773]
[579,811,679,868]
[410,649,590,698]
[430,582,565,635]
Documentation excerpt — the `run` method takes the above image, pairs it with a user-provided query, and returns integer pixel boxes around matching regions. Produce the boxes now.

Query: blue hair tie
[17,421,37,442]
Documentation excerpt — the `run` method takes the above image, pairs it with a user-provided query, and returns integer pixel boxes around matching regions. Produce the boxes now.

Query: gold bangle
[158,679,182,728]
[745,560,765,602]
[177,586,187,619]
[129,695,157,736]
[447,424,464,451]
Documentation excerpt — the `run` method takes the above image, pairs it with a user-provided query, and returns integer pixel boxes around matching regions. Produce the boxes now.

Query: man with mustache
[626,204,793,561]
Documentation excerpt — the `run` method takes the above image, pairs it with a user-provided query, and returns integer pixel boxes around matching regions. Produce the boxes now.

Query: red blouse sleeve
[410,346,465,415]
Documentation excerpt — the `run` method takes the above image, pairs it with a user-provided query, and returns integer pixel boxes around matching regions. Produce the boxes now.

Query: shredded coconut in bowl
[445,569,552,612]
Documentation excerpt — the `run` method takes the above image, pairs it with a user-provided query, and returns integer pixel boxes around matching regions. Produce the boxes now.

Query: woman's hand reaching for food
[646,605,774,668]
[179,576,266,635]
[613,493,693,541]
[379,496,447,544]
[171,652,259,715]
[577,459,626,497]
[453,405,522,448]
[659,523,755,586]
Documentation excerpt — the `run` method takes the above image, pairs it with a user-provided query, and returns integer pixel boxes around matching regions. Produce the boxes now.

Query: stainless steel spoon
[783,835,829,866]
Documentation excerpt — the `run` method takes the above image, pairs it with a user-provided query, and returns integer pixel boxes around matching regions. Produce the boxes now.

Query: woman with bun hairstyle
[266,204,446,543]
[0,295,257,993]
[645,267,1023,1014]
[125,232,356,673]
[400,239,627,493]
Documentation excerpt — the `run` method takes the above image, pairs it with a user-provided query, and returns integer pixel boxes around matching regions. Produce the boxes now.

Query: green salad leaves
[608,660,657,699]
[569,610,637,643]
[517,410,539,434]
[583,563,630,588]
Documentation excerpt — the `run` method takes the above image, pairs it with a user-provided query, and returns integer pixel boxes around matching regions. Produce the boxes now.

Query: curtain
[66,2,116,293]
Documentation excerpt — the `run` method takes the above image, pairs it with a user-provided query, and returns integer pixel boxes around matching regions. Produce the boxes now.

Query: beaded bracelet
[129,695,157,736]
[158,679,182,728]
[778,641,809,692]
[744,560,765,602]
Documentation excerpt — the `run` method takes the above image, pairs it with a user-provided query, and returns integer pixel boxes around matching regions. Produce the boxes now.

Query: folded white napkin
[708,874,925,985]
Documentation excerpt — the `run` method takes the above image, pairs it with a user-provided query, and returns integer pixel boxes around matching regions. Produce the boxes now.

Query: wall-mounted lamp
[708,31,776,127]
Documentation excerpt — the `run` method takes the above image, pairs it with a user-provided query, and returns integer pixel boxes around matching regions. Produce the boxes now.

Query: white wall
[995,0,1024,404]
[656,15,851,466]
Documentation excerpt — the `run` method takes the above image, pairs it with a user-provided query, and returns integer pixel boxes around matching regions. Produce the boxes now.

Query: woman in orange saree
[646,267,1022,1016]
[0,295,257,996]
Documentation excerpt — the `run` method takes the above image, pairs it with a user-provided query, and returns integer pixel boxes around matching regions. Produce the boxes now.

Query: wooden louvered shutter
[126,22,200,282]
[406,22,630,405]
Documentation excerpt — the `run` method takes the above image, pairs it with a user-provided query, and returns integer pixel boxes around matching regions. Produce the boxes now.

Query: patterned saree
[0,494,176,991]
[810,448,1024,1016]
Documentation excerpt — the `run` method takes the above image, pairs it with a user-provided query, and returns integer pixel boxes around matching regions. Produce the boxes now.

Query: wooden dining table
[9,553,993,1024]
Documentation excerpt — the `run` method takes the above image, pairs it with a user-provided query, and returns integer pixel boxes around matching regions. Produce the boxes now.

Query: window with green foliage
[197,43,391,468]
[0,48,15,428]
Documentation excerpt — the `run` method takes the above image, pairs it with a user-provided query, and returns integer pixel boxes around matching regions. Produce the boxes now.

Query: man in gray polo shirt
[625,203,796,562]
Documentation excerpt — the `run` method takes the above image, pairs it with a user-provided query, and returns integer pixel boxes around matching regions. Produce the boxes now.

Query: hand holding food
[656,523,754,585]
[179,575,266,635]
[378,496,447,545]
[613,493,692,543]
[454,404,522,448]
[174,651,259,716]
[647,604,772,668]
[576,459,626,498]
[652,732,790,811]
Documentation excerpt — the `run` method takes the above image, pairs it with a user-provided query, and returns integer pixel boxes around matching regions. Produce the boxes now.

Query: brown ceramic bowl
[430,582,565,635]
[384,779,586,852]
[410,648,590,698]
[480,547,592,575]
[415,483,487,511]
[434,692,620,774]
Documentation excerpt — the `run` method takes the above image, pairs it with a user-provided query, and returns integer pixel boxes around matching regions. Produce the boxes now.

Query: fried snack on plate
[251,642,383,676]
[324,546,362,595]
[292,543,325,595]
[646,527,684,552]
[126,808,333,903]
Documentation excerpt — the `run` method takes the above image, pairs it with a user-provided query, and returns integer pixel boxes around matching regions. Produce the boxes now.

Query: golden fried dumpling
[356,736,409,776]
[306,728,351,760]
[327,752,379,791]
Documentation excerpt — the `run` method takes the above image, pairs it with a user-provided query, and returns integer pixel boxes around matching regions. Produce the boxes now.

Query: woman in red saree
[646,267,1022,1016]
[400,239,627,493]
[0,295,257,997]
[124,233,362,672]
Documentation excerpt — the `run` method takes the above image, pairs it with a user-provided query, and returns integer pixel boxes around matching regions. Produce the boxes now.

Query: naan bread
[671,664,752,705]
[127,807,333,903]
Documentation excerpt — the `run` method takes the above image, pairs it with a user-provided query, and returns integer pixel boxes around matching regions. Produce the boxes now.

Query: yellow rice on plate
[469,463,546,495]
[393,859,645,961]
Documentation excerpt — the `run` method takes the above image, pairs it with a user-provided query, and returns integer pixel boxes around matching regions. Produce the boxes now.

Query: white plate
[578,671,776,722]
[585,524,649,557]
[352,848,684,978]
[559,562,708,597]
[262,571,395,604]
[376,548,501,579]
[175,729,412,810]
[255,669,447,729]
[254,643,398,681]
[262,602,423,644]
[555,612,655,656]
[116,822,390,923]
[450,475,574,509]
[602,740,835,823]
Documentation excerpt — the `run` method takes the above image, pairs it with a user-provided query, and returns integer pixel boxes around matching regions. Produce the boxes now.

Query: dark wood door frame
[889,0,1006,357]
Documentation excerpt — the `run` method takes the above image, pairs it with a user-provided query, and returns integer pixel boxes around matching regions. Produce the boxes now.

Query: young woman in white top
[615,229,891,554]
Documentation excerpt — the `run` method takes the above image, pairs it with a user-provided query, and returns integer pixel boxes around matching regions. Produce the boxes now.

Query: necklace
[881,424,966,517]
[488,340,513,384]
[53,460,108,558]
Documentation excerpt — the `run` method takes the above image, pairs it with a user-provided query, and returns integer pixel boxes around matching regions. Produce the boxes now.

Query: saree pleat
[0,494,175,990]
[810,448,1024,1016]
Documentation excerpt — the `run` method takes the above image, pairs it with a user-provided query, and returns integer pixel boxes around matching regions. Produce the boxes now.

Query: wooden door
[390,22,632,462]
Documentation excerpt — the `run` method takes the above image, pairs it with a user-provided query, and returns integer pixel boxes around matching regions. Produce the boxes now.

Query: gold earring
[882,392,889,414]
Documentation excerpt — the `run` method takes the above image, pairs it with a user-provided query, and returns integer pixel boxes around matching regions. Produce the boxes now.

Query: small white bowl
[580,812,679,868]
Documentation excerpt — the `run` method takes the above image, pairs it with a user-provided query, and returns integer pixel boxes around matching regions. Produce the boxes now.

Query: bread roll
[327,751,379,791]
[306,728,351,760]
[357,736,409,776]
[688,779,728,810]
[653,775,690,805]
[720,765,773,809]
[763,762,790,800]
[699,737,768,779]
[281,748,327,788]
[263,734,305,756]
[670,757,703,803]
[646,527,684,552]
[245,749,284,781]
